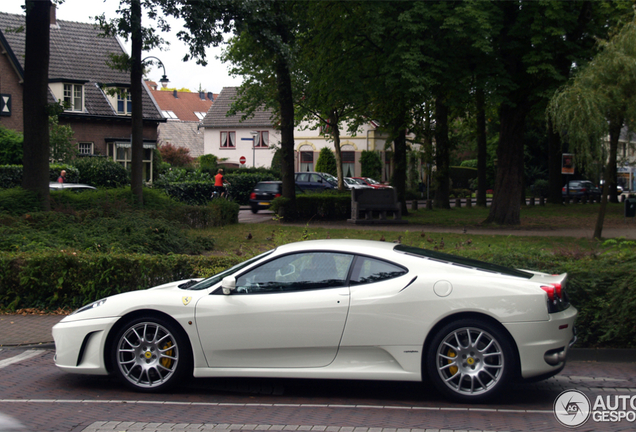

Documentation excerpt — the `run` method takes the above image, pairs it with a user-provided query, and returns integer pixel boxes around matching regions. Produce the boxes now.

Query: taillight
[562,187,566,192]
[250,192,256,200]
[274,193,281,198]
[541,283,564,301]
[581,187,587,192]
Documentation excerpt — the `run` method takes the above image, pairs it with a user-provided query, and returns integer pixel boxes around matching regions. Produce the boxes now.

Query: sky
[0,0,243,93]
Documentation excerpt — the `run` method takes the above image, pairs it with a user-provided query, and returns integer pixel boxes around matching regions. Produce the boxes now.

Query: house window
[254,131,269,148]
[342,151,355,177]
[300,150,314,172]
[194,112,207,120]
[78,142,93,155]
[220,131,236,148]
[110,142,154,182]
[63,84,83,112]
[117,90,132,115]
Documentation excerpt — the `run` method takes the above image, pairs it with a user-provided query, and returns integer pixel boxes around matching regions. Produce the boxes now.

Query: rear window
[394,245,533,279]
[255,183,280,193]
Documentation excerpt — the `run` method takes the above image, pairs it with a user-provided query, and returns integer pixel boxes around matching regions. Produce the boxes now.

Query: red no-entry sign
[239,156,246,165]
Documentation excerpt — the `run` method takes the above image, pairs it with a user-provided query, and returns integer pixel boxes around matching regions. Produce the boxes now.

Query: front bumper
[52,317,118,375]
[503,305,578,379]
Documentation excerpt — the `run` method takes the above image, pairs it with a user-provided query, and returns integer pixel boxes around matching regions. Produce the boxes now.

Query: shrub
[0,126,23,165]
[532,179,549,198]
[0,251,241,311]
[359,150,382,180]
[315,147,337,176]
[0,165,24,188]
[271,190,350,221]
[159,143,194,167]
[0,188,42,215]
[72,157,129,188]
[50,164,80,183]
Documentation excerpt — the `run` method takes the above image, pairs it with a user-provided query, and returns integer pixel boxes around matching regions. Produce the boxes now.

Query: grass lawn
[200,202,633,258]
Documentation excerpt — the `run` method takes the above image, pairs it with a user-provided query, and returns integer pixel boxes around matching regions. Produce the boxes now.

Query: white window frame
[63,84,83,112]
[78,142,94,155]
[117,89,132,115]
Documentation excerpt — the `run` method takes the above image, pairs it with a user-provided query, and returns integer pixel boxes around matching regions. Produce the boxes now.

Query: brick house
[0,7,164,181]
[145,80,216,158]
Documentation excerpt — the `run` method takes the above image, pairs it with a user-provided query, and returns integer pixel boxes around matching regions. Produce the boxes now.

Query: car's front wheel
[426,318,515,403]
[111,317,191,392]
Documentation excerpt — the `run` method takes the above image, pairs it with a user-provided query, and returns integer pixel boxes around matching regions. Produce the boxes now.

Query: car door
[295,173,313,190]
[195,251,354,368]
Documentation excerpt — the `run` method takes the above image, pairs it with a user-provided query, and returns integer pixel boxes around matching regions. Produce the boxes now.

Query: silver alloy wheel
[115,321,179,389]
[435,326,504,396]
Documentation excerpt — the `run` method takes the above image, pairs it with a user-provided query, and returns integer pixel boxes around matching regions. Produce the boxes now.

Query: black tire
[251,205,259,214]
[426,318,516,403]
[110,316,191,392]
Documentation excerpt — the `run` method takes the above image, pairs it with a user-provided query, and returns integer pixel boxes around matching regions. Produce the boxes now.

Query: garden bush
[0,251,240,311]
[271,190,351,221]
[72,157,129,188]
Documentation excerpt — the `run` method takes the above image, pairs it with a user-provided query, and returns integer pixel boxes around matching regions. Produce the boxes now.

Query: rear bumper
[503,305,577,379]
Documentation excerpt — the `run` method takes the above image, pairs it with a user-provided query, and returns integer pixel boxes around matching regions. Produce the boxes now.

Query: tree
[314,147,337,176]
[549,15,636,239]
[49,116,76,163]
[96,0,170,206]
[158,143,194,167]
[22,0,51,210]
[359,151,382,180]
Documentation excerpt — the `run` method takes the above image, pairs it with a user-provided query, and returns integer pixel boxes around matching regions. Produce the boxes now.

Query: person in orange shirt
[57,170,66,183]
[214,168,230,197]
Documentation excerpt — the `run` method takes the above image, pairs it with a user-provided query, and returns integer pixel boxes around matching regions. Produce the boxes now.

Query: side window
[296,173,308,182]
[350,256,407,285]
[235,252,354,294]
[310,174,322,183]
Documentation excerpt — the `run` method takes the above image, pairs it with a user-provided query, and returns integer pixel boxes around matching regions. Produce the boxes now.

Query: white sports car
[53,239,576,402]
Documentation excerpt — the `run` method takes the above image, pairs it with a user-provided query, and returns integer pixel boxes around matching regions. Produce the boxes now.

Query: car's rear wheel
[111,317,191,392]
[427,318,515,403]
[251,205,259,214]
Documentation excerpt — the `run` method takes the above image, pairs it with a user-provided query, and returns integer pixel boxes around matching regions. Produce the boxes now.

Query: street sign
[239,156,246,165]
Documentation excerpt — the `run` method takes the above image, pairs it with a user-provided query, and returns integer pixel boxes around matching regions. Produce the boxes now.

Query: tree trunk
[485,102,528,225]
[434,96,450,209]
[594,119,621,239]
[330,112,345,191]
[275,56,296,206]
[475,88,487,207]
[393,127,408,216]
[547,118,563,204]
[22,0,51,211]
[130,0,144,206]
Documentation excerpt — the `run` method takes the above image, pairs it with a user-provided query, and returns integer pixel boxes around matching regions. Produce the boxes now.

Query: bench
[347,188,408,225]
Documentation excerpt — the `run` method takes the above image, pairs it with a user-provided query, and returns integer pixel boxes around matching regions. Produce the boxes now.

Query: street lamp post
[251,131,258,167]
[142,56,169,88]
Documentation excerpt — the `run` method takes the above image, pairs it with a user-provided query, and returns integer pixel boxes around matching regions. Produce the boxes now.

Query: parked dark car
[249,181,304,213]
[294,172,338,191]
[351,177,392,189]
[561,180,600,199]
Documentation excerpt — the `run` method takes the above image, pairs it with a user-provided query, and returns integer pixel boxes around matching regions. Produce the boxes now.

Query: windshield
[184,249,275,290]
[366,178,380,185]
[322,173,337,184]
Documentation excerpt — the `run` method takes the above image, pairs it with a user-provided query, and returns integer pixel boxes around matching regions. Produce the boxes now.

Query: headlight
[72,298,107,315]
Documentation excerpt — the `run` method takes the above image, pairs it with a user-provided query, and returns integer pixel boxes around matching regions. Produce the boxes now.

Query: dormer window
[63,84,83,112]
[117,90,132,115]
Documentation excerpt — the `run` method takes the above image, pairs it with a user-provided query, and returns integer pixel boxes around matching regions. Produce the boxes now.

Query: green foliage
[315,147,337,176]
[198,153,218,174]
[0,252,240,311]
[271,190,350,221]
[460,159,477,168]
[225,172,278,204]
[532,179,549,198]
[159,143,194,168]
[0,188,43,215]
[164,181,217,205]
[359,150,382,179]
[72,157,129,188]
[49,116,76,163]
[269,147,282,177]
[0,126,23,165]
[0,165,24,189]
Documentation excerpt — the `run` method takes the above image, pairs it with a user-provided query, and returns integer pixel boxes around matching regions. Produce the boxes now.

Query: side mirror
[221,276,236,295]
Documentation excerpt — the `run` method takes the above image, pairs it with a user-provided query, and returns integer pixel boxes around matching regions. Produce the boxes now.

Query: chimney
[207,92,214,101]
[50,4,57,27]
[199,92,205,100]
[173,90,178,98]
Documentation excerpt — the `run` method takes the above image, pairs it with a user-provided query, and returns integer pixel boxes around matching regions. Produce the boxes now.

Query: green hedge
[271,191,351,221]
[162,173,277,205]
[0,252,240,311]
[1,164,81,188]
[0,248,634,348]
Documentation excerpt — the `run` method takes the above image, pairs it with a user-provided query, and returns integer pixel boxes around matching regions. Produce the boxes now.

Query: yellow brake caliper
[161,341,174,369]
[447,349,458,375]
